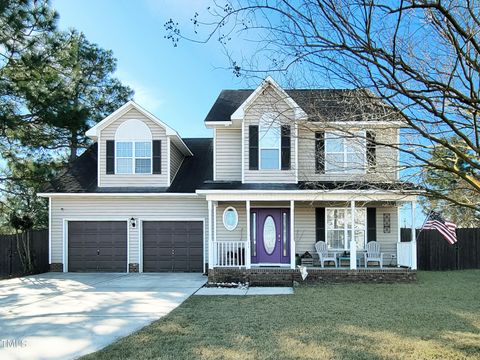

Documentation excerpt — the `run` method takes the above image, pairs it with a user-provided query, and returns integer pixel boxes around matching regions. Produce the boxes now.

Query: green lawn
[84,271,480,360]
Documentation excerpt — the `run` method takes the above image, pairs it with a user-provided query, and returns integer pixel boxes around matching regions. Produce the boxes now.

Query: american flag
[422,211,458,245]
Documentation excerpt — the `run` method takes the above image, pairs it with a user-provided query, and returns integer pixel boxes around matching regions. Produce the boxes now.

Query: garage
[68,221,127,272]
[142,221,203,272]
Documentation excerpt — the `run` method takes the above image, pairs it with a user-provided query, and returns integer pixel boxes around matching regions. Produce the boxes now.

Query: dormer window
[116,141,152,174]
[113,119,153,175]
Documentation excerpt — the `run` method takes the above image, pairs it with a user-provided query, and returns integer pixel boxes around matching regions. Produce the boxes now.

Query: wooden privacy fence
[0,229,49,278]
[401,228,480,270]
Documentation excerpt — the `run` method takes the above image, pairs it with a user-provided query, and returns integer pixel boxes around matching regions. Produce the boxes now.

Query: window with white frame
[259,113,280,170]
[116,141,152,174]
[325,131,366,173]
[115,119,153,174]
[326,208,366,250]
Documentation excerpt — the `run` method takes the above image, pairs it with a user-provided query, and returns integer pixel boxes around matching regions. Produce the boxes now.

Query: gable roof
[230,76,307,121]
[42,138,212,194]
[86,101,192,156]
[205,87,398,123]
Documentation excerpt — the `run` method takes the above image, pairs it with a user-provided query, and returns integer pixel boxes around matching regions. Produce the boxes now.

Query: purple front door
[251,208,290,264]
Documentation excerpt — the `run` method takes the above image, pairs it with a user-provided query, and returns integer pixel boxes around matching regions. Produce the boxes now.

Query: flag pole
[416,210,433,241]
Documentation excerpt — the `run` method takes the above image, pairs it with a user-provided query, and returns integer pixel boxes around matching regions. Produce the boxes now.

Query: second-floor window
[324,131,366,174]
[116,141,152,174]
[259,114,280,170]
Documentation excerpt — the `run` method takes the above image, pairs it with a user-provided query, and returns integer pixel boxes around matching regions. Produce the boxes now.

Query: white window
[223,207,238,231]
[114,119,153,175]
[259,113,280,170]
[326,208,366,250]
[116,141,152,174]
[325,131,366,173]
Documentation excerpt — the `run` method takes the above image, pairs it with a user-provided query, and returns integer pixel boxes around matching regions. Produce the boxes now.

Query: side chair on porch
[364,241,384,268]
[315,241,338,268]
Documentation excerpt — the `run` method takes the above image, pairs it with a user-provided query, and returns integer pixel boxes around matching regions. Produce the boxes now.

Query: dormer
[86,101,192,187]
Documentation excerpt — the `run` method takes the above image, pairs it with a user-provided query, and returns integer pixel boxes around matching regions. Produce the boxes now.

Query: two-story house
[39,76,418,281]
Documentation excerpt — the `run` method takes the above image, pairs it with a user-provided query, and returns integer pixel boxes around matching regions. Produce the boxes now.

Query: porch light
[130,217,137,228]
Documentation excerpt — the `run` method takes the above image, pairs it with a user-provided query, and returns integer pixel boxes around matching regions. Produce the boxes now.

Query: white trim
[167,137,171,186]
[259,113,281,170]
[213,128,217,181]
[201,192,418,203]
[138,218,206,273]
[324,130,366,175]
[246,200,251,269]
[313,121,405,127]
[97,139,101,187]
[396,128,400,180]
[38,193,200,197]
[251,263,292,268]
[63,218,129,273]
[213,202,218,243]
[324,206,367,252]
[208,200,213,269]
[350,201,357,270]
[48,197,52,264]
[230,76,308,121]
[198,189,420,195]
[290,200,295,269]
[241,117,245,183]
[205,121,233,128]
[294,122,299,183]
[85,101,192,156]
[222,206,239,231]
[114,140,153,175]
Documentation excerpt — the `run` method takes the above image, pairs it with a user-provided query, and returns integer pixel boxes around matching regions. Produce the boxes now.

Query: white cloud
[116,70,164,112]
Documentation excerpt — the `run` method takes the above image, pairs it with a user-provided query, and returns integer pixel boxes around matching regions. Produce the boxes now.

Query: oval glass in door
[263,216,276,254]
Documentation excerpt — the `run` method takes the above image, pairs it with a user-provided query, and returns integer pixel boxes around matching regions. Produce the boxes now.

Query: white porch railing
[213,241,248,267]
[397,242,417,269]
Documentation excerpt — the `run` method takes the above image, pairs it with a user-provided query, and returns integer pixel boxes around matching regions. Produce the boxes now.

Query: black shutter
[249,125,259,170]
[152,140,162,174]
[367,208,377,242]
[281,125,291,170]
[106,140,115,174]
[366,131,376,171]
[315,131,325,174]
[315,208,326,243]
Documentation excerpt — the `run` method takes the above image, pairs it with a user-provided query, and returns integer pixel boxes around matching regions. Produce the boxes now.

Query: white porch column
[350,200,357,270]
[208,200,213,270]
[290,200,295,269]
[397,206,401,267]
[411,201,417,270]
[246,200,251,269]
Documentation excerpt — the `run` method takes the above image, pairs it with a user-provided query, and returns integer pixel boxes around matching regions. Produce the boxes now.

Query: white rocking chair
[364,241,383,268]
[315,241,338,268]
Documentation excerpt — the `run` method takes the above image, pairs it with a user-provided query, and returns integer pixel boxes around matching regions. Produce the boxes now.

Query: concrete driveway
[0,272,206,360]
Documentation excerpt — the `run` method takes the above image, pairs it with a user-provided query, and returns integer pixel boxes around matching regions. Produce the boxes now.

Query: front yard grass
[84,271,480,360]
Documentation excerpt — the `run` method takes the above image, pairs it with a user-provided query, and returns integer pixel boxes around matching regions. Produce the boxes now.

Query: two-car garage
[67,220,203,272]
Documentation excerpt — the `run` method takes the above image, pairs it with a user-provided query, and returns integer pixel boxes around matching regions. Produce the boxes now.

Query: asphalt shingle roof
[44,138,213,193]
[204,89,395,122]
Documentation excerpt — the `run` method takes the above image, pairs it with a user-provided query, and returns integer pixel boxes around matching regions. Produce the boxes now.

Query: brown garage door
[68,221,127,272]
[142,221,203,272]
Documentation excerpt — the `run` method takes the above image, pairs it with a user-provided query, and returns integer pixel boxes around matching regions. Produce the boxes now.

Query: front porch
[204,191,418,280]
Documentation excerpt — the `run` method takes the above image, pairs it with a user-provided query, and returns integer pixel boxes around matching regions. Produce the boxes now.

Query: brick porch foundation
[128,263,139,273]
[49,263,63,272]
[208,268,416,286]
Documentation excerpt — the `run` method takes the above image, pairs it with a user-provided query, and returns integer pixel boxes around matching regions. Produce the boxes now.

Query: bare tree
[165,0,480,215]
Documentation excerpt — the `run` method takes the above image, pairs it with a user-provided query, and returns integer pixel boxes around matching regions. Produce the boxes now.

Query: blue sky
[51,0,424,227]
[52,0,248,138]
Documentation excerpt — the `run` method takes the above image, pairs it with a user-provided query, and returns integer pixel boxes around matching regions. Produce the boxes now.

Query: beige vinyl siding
[215,202,246,242]
[215,128,242,181]
[98,108,168,187]
[170,142,184,182]
[376,207,399,266]
[50,196,208,267]
[243,86,297,183]
[297,125,399,182]
[294,203,399,265]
